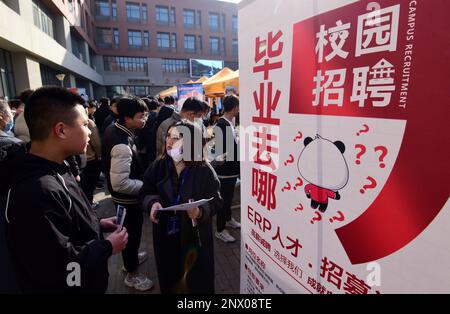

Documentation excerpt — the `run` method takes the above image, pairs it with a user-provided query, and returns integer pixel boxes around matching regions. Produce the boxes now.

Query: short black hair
[19,89,34,104]
[141,97,159,111]
[164,95,175,105]
[158,97,164,103]
[88,100,97,108]
[25,86,85,141]
[111,96,121,105]
[100,97,110,107]
[8,99,22,110]
[117,96,148,123]
[201,101,211,113]
[223,94,239,112]
[181,97,204,113]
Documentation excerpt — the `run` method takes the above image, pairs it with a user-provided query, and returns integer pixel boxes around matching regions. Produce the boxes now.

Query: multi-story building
[0,0,101,99]
[0,0,238,99]
[95,0,238,97]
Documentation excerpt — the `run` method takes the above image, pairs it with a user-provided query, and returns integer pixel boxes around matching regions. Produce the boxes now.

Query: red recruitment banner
[289,0,450,264]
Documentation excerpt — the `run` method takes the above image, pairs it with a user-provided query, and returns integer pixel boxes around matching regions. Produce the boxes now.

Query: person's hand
[187,207,201,220]
[75,175,81,183]
[100,216,118,233]
[150,202,162,224]
[106,227,128,255]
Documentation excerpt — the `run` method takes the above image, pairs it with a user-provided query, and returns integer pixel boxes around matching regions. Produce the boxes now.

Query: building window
[112,0,117,20]
[128,30,142,49]
[67,0,74,13]
[171,33,177,51]
[224,61,239,71]
[71,33,86,61]
[157,32,170,50]
[198,35,202,53]
[232,39,238,56]
[126,2,140,22]
[162,59,189,73]
[113,29,119,48]
[40,64,64,87]
[183,9,195,28]
[143,31,149,48]
[232,15,238,34]
[196,10,202,28]
[170,7,176,25]
[208,12,219,32]
[32,0,55,38]
[184,35,196,53]
[156,6,169,25]
[0,49,15,99]
[142,4,148,23]
[103,56,148,73]
[96,27,113,48]
[89,49,96,70]
[94,0,110,20]
[107,86,151,97]
[222,38,226,55]
[210,37,220,55]
[221,13,226,32]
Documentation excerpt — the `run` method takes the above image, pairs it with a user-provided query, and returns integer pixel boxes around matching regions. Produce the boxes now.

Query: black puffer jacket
[0,143,112,294]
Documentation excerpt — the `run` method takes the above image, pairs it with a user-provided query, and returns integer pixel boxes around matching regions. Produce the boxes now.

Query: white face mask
[167,146,183,162]
[194,118,204,127]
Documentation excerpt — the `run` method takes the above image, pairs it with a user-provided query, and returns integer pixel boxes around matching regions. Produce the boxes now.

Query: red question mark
[284,154,295,166]
[374,146,388,168]
[329,211,345,223]
[356,124,369,136]
[310,211,322,225]
[360,176,377,194]
[293,131,303,142]
[355,144,366,165]
[294,203,303,211]
[293,177,303,190]
[281,181,292,192]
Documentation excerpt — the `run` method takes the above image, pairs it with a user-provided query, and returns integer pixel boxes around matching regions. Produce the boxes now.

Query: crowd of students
[0,86,241,294]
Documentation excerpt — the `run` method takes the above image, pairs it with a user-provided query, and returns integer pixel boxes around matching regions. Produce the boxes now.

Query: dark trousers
[217,177,237,232]
[113,202,143,273]
[80,159,102,204]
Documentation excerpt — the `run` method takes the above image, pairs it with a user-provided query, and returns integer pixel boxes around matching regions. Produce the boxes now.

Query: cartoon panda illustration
[297,134,349,213]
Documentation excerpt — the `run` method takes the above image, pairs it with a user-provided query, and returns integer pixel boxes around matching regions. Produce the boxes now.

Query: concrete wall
[0,1,103,87]
[11,53,42,92]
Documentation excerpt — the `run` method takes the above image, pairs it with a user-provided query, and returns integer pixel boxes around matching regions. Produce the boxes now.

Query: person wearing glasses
[139,120,222,294]
[102,97,154,291]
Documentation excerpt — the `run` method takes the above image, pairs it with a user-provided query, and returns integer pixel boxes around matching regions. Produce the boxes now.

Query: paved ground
[94,184,241,294]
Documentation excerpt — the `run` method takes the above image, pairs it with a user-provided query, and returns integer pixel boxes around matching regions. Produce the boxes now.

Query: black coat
[214,117,240,177]
[139,158,222,294]
[135,111,158,169]
[0,143,112,294]
[93,104,111,131]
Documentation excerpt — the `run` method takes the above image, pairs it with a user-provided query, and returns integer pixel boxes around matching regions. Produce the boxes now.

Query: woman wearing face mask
[0,100,22,148]
[139,120,222,294]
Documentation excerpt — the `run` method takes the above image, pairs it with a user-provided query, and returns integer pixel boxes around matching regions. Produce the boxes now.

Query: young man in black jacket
[214,95,241,243]
[102,97,154,291]
[0,87,128,294]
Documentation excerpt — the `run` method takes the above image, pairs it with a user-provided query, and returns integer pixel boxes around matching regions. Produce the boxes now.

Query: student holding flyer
[139,120,222,294]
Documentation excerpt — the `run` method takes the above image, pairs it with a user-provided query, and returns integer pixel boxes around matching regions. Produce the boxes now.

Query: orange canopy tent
[158,80,194,98]
[194,76,209,83]
[201,67,234,86]
[203,69,239,96]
